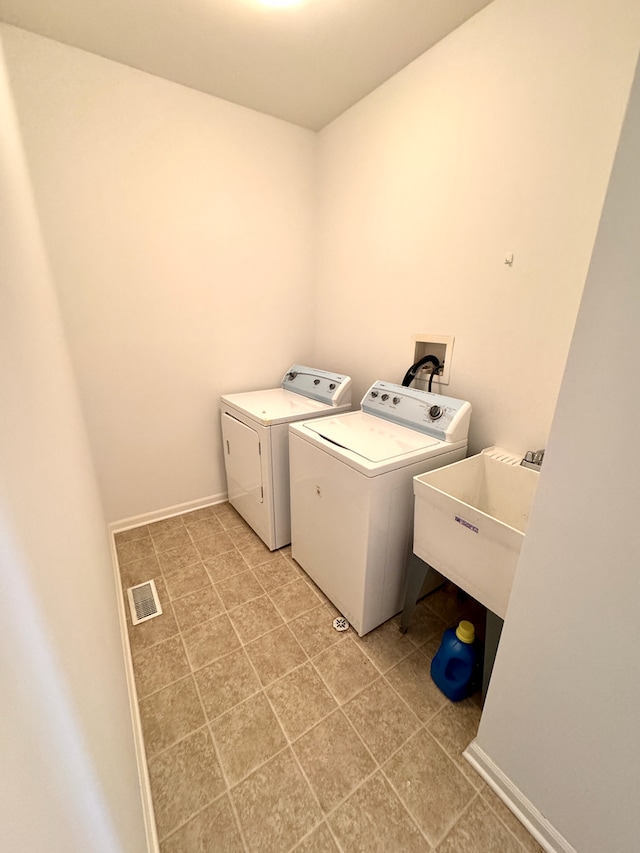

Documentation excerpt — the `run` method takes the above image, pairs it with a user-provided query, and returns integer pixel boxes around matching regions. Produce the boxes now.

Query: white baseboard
[108,491,228,851]
[109,492,227,534]
[464,740,576,853]
[108,535,159,853]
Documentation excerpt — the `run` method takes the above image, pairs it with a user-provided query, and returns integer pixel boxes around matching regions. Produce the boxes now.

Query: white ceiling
[0,0,493,130]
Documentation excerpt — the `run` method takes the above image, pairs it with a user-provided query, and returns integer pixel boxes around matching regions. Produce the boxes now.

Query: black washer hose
[401,355,441,390]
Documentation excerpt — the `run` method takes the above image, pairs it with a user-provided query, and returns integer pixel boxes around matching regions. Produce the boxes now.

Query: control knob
[381,393,389,401]
[429,405,443,420]
[393,396,401,405]
[287,371,298,380]
[313,378,320,385]
[329,382,336,390]
[371,390,379,398]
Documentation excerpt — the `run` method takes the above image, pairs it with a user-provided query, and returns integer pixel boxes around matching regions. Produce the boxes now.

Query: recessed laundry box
[413,451,540,619]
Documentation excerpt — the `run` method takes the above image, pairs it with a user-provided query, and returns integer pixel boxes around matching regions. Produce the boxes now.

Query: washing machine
[220,365,352,551]
[289,381,471,636]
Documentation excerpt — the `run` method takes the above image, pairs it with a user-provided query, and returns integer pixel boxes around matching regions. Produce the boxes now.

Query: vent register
[127,579,162,625]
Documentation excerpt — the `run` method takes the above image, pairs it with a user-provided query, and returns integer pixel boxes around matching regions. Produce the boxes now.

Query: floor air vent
[127,580,163,625]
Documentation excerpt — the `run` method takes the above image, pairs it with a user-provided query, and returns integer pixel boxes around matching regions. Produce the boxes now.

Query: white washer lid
[221,388,340,425]
[304,411,440,463]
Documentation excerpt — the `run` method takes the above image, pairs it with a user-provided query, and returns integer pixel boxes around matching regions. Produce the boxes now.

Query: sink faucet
[521,449,545,470]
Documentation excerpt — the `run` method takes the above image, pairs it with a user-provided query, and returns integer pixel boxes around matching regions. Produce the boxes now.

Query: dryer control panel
[361,381,471,443]
[281,365,352,407]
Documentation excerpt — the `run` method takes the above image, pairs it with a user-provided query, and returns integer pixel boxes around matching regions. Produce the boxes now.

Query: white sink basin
[413,452,539,618]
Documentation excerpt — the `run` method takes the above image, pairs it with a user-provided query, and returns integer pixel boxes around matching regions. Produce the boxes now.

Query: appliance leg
[399,554,431,633]
[482,609,504,701]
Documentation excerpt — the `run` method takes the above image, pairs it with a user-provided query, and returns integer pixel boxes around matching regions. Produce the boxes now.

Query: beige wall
[0,40,146,852]
[315,0,640,456]
[475,53,640,852]
[2,25,318,523]
[4,2,640,526]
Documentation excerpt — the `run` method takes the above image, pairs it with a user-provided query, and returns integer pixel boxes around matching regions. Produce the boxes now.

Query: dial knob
[429,405,443,420]
[393,396,401,405]
[287,371,297,380]
[371,390,378,398]
[313,378,320,385]
[329,382,336,390]
[381,393,389,401]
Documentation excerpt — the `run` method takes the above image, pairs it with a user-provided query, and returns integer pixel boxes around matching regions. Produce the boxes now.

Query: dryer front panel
[221,412,264,505]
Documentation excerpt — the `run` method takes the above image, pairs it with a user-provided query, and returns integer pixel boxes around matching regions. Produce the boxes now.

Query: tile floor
[115,503,542,853]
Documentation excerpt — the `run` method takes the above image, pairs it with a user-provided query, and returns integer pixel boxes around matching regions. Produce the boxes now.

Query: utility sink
[413,450,540,619]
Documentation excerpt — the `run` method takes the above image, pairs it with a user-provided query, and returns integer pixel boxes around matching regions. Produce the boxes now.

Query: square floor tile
[194,648,261,721]
[151,525,193,555]
[159,794,244,853]
[343,678,421,763]
[195,531,236,560]
[245,625,307,686]
[252,556,300,593]
[237,539,275,569]
[269,578,322,621]
[162,561,212,601]
[148,727,225,840]
[383,728,475,844]
[289,604,346,658]
[210,692,287,785]
[157,542,202,575]
[212,502,246,529]
[232,748,322,852]
[293,710,376,813]
[120,554,162,590]
[266,662,337,741]
[292,823,340,852]
[187,516,226,542]
[480,788,546,853]
[384,649,447,722]
[427,699,482,783]
[313,638,378,703]
[215,569,264,610]
[181,506,216,524]
[139,675,205,757]
[403,602,448,649]
[227,525,265,551]
[147,516,186,535]
[116,535,156,565]
[171,584,225,632]
[182,613,240,671]
[437,796,523,853]
[203,550,249,583]
[114,525,149,544]
[422,583,471,625]
[353,617,417,672]
[228,594,284,644]
[132,635,190,699]
[329,772,430,853]
[127,596,180,655]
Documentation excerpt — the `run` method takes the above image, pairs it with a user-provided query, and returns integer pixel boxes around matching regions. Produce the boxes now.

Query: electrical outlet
[411,334,454,386]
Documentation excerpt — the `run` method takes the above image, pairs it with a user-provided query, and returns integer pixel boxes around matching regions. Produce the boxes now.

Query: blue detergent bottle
[430,620,477,702]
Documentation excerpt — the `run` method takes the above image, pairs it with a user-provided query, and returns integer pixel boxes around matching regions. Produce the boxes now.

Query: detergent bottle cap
[455,620,475,644]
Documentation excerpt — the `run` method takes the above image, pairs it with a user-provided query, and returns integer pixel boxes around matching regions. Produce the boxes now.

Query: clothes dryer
[289,381,471,635]
[221,365,351,550]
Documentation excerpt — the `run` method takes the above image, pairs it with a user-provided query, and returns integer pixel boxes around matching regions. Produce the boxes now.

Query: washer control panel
[282,365,352,406]
[362,381,471,442]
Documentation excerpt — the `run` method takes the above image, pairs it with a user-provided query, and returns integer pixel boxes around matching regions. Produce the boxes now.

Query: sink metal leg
[399,553,431,633]
[482,609,504,701]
